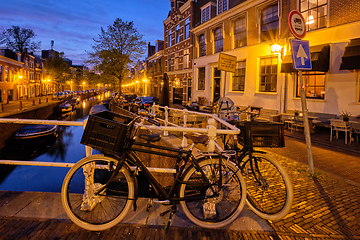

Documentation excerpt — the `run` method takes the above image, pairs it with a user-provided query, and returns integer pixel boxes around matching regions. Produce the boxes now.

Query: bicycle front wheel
[179,157,246,228]
[61,154,134,231]
[240,153,293,221]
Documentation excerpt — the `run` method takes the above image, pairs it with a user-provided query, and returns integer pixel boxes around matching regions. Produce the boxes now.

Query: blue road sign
[290,39,312,70]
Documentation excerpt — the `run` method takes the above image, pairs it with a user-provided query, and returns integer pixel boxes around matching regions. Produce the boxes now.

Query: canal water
[0,92,111,193]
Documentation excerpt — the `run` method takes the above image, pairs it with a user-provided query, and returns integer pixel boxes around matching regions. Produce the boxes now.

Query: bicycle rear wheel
[240,153,293,220]
[179,157,246,228]
[61,154,134,231]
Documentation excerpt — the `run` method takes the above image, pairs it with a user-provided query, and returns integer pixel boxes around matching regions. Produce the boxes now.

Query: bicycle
[61,110,246,231]
[216,103,293,221]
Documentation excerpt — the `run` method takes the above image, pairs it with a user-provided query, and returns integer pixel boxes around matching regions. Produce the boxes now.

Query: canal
[0,92,111,193]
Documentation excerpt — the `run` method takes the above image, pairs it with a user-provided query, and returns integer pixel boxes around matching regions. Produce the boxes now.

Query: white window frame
[217,0,228,15]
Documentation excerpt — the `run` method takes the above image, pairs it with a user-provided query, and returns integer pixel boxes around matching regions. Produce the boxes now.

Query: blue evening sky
[0,0,169,65]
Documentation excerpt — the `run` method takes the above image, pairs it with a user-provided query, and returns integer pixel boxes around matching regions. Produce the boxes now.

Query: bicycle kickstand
[163,204,176,233]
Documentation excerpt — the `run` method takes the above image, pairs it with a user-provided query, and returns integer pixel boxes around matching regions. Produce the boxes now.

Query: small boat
[58,102,73,112]
[15,124,58,140]
[66,99,78,109]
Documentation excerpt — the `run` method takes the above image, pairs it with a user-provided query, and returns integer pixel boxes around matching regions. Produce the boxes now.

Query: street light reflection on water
[0,92,110,193]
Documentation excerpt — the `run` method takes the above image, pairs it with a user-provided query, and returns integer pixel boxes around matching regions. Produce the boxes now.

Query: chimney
[51,40,54,50]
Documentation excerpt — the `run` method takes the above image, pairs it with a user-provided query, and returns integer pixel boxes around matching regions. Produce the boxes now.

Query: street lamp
[270,43,282,54]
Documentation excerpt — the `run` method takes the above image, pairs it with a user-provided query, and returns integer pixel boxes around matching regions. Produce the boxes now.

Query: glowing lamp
[270,43,282,54]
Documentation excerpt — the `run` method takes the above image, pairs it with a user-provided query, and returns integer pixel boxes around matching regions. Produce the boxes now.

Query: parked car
[53,92,66,100]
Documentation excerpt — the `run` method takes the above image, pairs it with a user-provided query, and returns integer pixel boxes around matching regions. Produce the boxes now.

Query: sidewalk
[0,96,60,118]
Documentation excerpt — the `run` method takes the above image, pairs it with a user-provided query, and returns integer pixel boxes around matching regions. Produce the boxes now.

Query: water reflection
[0,92,111,192]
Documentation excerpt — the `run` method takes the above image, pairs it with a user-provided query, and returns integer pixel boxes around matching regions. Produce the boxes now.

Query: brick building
[190,0,360,117]
[146,40,165,98]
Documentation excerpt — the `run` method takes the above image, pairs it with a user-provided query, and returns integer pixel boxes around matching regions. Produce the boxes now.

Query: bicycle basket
[80,110,134,155]
[236,121,285,148]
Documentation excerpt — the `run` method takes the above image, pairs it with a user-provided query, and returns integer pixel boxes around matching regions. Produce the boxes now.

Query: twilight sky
[0,0,170,65]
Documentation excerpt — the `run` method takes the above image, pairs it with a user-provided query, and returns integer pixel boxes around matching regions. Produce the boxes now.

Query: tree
[0,26,41,53]
[44,52,71,96]
[87,18,146,93]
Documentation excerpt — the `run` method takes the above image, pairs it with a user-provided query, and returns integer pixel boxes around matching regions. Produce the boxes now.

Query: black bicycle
[217,103,293,221]
[61,110,246,231]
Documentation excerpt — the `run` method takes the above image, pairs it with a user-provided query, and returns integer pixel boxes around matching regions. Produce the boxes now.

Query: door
[213,68,221,104]
[173,87,183,105]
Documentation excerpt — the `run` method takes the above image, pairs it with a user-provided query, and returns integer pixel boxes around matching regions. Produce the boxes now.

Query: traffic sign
[218,53,236,73]
[287,10,306,39]
[290,39,312,70]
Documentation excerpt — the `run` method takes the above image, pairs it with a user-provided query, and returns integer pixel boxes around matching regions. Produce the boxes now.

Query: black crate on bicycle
[236,121,285,147]
[81,110,133,155]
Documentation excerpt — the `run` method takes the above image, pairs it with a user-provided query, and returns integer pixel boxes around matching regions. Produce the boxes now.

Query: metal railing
[0,107,239,173]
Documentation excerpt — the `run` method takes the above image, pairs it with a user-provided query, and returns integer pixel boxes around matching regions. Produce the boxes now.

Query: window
[175,53,179,70]
[167,56,171,72]
[214,27,223,53]
[0,65,2,82]
[184,49,190,69]
[202,6,210,23]
[168,30,172,47]
[234,16,247,48]
[232,61,246,91]
[259,57,278,92]
[184,18,190,39]
[198,34,206,57]
[176,24,180,44]
[5,67,8,82]
[198,67,205,90]
[296,71,325,99]
[261,3,279,42]
[300,0,327,31]
[218,0,228,14]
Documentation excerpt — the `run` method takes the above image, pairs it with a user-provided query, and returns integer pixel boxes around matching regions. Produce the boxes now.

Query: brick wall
[330,0,360,27]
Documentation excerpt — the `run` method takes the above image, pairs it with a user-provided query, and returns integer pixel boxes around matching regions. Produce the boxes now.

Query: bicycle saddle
[184,134,209,144]
[139,134,161,142]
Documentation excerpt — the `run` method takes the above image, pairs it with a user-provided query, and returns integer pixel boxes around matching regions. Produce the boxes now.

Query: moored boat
[14,125,58,140]
[58,102,73,112]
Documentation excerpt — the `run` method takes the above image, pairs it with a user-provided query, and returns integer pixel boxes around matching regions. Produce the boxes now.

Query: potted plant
[340,110,351,122]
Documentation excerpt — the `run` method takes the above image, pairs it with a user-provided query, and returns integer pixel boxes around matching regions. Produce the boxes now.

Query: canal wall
[0,102,59,148]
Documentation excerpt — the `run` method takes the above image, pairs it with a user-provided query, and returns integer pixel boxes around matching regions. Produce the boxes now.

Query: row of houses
[144,0,360,117]
[0,48,84,104]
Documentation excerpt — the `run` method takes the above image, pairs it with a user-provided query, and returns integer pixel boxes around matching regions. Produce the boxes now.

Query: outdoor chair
[350,122,360,144]
[282,114,296,132]
[330,119,351,144]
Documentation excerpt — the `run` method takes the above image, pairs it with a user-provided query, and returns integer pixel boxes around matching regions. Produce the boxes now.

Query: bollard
[19,101,22,110]
[39,98,41,104]
[46,97,48,103]
[33,100,35,105]
[0,103,3,112]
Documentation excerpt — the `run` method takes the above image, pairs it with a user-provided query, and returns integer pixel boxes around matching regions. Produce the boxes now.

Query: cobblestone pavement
[263,130,360,239]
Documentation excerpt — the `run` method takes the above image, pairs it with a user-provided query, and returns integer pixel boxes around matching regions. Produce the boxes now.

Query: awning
[281,44,330,73]
[340,38,360,70]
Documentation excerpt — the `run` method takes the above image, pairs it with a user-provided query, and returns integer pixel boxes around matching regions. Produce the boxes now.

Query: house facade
[190,0,360,116]
[163,0,198,105]
[146,40,165,98]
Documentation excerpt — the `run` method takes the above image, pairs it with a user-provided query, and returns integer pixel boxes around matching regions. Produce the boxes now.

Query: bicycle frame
[125,140,219,202]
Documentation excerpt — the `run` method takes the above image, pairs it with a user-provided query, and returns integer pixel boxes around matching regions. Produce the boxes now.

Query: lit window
[214,27,223,53]
[183,49,190,69]
[0,65,3,82]
[198,67,205,90]
[296,71,325,99]
[202,6,210,23]
[234,16,247,48]
[259,57,278,92]
[198,34,206,57]
[300,0,327,31]
[218,0,228,14]
[261,3,279,42]
[184,18,190,39]
[233,61,246,91]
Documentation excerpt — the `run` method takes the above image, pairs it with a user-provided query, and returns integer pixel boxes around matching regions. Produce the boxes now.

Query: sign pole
[287,9,314,174]
[299,70,314,174]
[223,73,226,97]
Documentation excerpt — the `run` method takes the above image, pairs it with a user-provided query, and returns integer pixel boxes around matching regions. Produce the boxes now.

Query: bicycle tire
[61,154,134,231]
[179,157,246,228]
[240,152,293,220]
